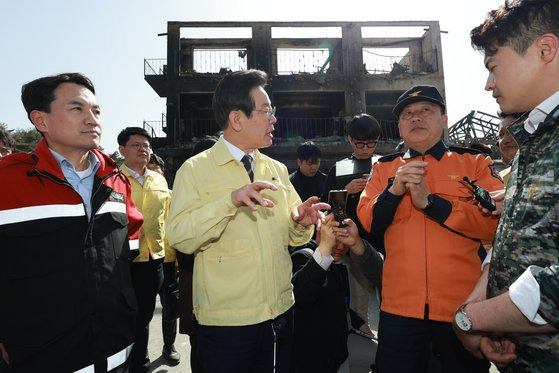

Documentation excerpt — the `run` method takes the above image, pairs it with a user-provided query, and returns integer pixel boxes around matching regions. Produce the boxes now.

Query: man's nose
[485,73,495,91]
[86,111,101,126]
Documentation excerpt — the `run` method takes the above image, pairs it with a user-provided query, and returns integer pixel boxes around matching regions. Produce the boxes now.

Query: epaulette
[377,152,405,163]
[448,146,484,156]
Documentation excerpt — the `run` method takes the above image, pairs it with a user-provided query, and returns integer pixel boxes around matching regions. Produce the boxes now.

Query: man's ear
[297,159,302,168]
[30,110,47,133]
[538,33,559,64]
[228,110,243,132]
[442,114,448,127]
[118,145,125,157]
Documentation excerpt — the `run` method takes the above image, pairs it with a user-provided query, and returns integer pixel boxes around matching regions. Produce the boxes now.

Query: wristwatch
[454,303,473,332]
[422,194,436,211]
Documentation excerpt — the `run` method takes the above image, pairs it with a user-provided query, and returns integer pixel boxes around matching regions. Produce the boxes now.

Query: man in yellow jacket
[118,127,173,373]
[166,70,329,373]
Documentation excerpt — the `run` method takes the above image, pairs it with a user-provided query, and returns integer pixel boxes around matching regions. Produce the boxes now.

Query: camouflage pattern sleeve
[535,264,559,328]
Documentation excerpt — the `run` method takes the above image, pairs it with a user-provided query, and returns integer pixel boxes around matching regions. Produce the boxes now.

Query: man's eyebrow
[66,100,101,110]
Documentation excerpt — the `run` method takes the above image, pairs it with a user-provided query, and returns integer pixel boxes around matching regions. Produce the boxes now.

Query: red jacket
[0,139,143,372]
[357,142,503,322]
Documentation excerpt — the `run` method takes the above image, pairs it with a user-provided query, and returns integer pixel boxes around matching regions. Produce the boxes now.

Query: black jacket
[289,168,327,202]
[291,248,350,373]
[0,140,143,372]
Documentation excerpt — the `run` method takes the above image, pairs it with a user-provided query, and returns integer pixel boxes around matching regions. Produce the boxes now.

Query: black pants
[376,311,490,373]
[159,262,178,347]
[189,334,205,373]
[197,307,293,373]
[129,259,163,373]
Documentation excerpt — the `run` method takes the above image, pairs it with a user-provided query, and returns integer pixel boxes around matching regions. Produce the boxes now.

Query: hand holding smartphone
[328,190,348,227]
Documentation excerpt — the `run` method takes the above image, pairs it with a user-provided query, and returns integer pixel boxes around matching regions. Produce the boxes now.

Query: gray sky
[1,0,504,153]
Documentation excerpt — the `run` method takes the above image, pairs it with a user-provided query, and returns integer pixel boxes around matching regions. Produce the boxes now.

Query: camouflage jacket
[488,105,559,373]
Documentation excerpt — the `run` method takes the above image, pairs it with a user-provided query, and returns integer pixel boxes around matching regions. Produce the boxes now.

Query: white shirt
[124,164,146,185]
[222,136,255,170]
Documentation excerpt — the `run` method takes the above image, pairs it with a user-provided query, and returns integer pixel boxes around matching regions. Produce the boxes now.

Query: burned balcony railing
[192,49,248,73]
[363,48,438,76]
[143,114,167,138]
[176,117,399,144]
[144,59,167,76]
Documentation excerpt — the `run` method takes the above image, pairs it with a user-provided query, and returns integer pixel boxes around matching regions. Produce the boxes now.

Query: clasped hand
[389,160,431,209]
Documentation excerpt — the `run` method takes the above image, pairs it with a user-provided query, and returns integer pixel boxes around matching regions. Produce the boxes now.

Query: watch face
[455,310,472,332]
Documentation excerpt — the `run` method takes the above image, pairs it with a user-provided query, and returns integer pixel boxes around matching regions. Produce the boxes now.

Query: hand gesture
[316,214,337,257]
[345,177,368,195]
[478,189,505,216]
[389,160,428,196]
[292,196,330,227]
[331,218,365,256]
[231,181,278,210]
[453,326,484,359]
[480,335,517,369]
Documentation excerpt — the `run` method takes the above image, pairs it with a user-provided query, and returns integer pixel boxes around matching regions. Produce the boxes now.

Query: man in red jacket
[0,73,143,373]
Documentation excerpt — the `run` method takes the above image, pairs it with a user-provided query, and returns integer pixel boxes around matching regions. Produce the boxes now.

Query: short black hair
[192,135,218,156]
[0,127,16,151]
[296,141,322,162]
[21,73,96,123]
[148,153,165,170]
[212,69,268,130]
[117,127,151,146]
[347,113,382,141]
[471,0,559,56]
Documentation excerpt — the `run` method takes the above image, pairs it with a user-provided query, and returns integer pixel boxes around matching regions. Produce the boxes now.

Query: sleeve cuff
[481,248,492,270]
[424,194,452,223]
[378,187,404,206]
[509,265,548,325]
[129,239,139,252]
[312,247,333,271]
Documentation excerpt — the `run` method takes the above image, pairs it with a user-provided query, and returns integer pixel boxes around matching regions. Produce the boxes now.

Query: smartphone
[328,190,348,227]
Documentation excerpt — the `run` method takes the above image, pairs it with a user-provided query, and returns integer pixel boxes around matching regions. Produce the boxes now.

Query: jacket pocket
[197,239,262,312]
[93,211,130,260]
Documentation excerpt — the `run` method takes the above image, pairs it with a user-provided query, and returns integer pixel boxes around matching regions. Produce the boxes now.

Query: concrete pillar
[342,23,366,116]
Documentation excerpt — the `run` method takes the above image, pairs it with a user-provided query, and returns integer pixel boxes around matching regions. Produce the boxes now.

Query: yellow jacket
[166,138,313,326]
[121,166,172,262]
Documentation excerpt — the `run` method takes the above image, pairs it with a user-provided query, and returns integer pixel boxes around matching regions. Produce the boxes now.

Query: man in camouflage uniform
[453,1,559,372]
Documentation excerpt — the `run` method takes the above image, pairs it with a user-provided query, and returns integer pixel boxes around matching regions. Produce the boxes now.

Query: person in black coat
[289,141,327,202]
[321,113,383,333]
[291,214,383,373]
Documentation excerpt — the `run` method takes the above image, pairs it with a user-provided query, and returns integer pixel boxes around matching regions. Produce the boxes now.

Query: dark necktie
[241,154,253,181]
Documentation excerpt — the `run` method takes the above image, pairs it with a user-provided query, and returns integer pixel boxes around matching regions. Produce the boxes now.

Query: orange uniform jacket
[357,141,503,322]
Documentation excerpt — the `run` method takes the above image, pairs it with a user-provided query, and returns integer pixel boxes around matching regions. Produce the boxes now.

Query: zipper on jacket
[421,154,429,310]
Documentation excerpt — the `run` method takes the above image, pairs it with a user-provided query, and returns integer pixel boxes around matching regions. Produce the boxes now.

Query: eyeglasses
[399,106,436,121]
[353,141,378,149]
[127,142,151,151]
[253,106,276,119]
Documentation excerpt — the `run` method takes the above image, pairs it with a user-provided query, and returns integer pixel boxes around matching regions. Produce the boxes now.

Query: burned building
[144,21,446,181]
